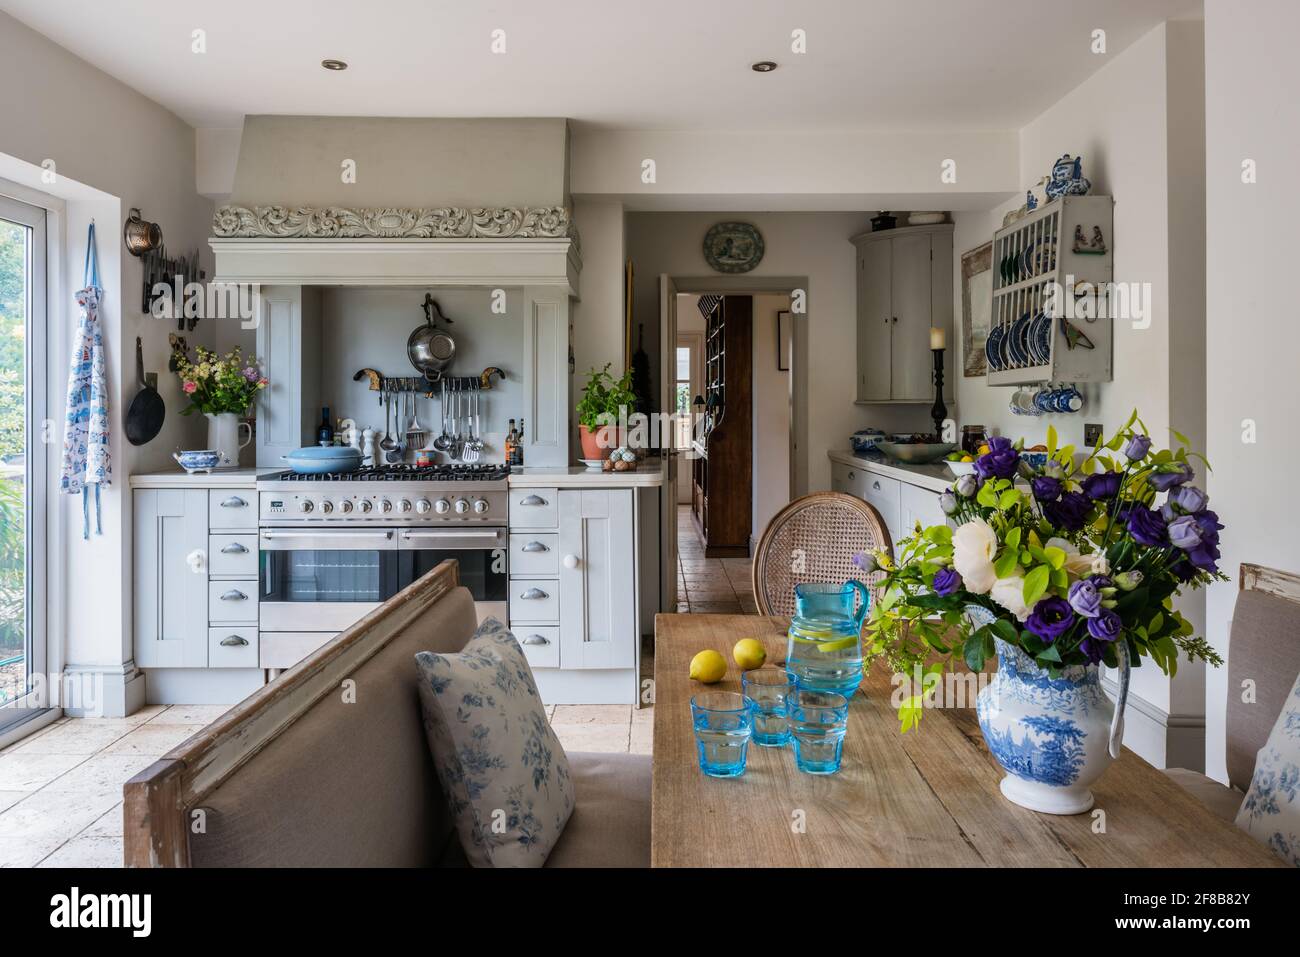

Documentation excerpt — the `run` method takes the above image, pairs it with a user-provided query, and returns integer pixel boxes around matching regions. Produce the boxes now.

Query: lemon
[960,454,974,463]
[732,638,767,671]
[689,649,727,683]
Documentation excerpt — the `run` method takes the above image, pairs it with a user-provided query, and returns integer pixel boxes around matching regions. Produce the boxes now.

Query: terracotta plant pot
[579,424,619,460]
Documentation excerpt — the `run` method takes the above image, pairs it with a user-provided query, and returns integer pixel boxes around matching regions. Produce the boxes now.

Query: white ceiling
[3,0,1198,131]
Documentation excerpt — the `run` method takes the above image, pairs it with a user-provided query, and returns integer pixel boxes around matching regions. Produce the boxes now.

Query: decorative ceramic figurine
[1025,175,1050,212]
[1045,154,1092,200]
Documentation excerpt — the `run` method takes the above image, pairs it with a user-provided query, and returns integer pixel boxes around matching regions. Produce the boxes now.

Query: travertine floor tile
[0,752,86,791]
[552,722,630,754]
[146,704,231,725]
[104,723,205,756]
[37,834,123,868]
[551,705,632,725]
[0,834,64,868]
[0,791,30,814]
[0,788,119,843]
[43,753,156,797]
[13,720,134,755]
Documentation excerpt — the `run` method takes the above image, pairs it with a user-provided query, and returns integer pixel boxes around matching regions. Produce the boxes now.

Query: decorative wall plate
[702,222,765,273]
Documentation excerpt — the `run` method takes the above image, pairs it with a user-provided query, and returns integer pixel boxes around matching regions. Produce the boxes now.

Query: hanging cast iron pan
[407,293,456,377]
[125,336,166,445]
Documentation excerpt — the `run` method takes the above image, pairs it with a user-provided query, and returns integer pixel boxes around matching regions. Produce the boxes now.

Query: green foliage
[170,343,267,416]
[0,221,27,463]
[575,363,637,430]
[0,479,24,653]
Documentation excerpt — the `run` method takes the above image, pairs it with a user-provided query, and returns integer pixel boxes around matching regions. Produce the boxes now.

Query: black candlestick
[931,348,947,438]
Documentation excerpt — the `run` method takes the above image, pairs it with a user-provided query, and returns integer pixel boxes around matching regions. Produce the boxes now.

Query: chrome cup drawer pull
[220,634,249,647]
[220,542,249,554]
[220,589,248,601]
[522,634,550,646]
[519,494,548,506]
[520,587,549,600]
[521,541,549,553]
[220,496,248,508]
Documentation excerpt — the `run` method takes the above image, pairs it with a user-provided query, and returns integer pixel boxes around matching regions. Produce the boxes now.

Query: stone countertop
[827,449,953,494]
[508,461,664,488]
[129,468,261,489]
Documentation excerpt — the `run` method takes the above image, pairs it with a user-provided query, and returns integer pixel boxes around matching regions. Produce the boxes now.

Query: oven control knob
[379,499,393,513]
[415,499,432,515]
[398,499,413,513]
[319,500,333,514]
[338,500,354,513]
[454,498,471,514]
[359,500,373,513]
[434,498,451,514]
[473,499,489,514]
[298,500,314,513]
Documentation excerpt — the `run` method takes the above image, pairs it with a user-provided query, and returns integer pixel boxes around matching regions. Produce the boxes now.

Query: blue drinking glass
[789,689,849,775]
[742,668,796,747]
[691,692,755,778]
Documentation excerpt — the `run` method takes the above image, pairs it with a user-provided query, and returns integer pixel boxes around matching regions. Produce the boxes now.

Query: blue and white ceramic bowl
[850,429,886,455]
[173,450,224,474]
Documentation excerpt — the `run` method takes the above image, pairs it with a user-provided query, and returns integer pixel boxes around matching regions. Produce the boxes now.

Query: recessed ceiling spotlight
[321,59,348,71]
[751,61,778,73]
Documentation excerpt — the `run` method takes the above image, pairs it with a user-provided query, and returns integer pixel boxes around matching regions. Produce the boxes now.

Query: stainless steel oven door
[396,527,508,622]
[259,528,399,632]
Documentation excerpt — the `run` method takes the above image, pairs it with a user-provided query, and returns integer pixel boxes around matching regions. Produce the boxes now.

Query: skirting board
[60,663,147,718]
[143,668,267,707]
[534,668,638,706]
[1102,676,1206,772]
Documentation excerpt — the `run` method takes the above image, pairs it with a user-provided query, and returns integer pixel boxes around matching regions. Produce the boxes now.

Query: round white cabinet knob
[563,554,580,569]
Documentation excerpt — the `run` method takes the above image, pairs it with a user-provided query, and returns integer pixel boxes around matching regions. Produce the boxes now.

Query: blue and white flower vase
[967,605,1130,815]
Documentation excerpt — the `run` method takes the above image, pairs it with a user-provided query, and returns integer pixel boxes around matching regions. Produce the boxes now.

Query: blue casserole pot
[283,445,363,474]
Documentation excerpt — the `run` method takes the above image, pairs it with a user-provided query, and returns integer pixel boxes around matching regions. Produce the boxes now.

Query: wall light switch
[1084,423,1104,447]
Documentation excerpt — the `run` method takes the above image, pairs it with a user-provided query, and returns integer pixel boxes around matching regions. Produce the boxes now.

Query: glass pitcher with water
[786,581,870,697]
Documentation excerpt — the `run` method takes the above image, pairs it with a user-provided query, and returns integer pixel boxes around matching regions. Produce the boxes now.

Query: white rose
[989,570,1032,622]
[952,519,999,595]
[1046,536,1097,578]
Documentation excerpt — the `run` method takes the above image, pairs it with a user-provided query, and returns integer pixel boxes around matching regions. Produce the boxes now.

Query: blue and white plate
[985,325,1005,371]
[1029,312,1052,364]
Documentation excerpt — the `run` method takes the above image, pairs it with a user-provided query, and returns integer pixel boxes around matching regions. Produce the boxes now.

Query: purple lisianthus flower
[1127,506,1168,546]
[1043,490,1091,532]
[1148,462,1194,491]
[1081,471,1121,501]
[939,490,959,515]
[954,473,978,498]
[1067,579,1103,618]
[1122,434,1151,461]
[1167,513,1204,551]
[975,436,1019,480]
[1087,608,1123,642]
[1169,485,1209,514]
[242,366,259,383]
[1026,596,1075,644]
[932,568,962,597]
[1171,558,1198,583]
[1188,509,1223,571]
[1088,574,1114,590]
[852,551,879,573]
[1031,475,1063,502]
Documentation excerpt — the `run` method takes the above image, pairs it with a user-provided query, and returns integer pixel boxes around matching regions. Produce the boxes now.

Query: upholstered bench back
[1227,565,1300,791]
[125,562,475,867]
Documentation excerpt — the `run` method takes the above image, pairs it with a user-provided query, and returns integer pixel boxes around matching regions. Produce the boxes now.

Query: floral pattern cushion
[1236,669,1300,866]
[414,618,574,867]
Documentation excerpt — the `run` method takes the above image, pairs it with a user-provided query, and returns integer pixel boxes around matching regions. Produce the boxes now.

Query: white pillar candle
[930,327,946,350]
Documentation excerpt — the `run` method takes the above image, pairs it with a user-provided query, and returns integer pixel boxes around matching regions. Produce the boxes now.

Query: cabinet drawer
[208,627,259,668]
[861,472,902,545]
[509,533,558,576]
[209,488,256,530]
[209,534,258,577]
[831,461,867,496]
[509,488,558,528]
[209,580,258,623]
[509,578,559,622]
[260,631,336,670]
[513,625,559,669]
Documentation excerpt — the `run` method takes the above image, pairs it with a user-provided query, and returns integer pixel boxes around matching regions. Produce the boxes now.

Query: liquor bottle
[513,419,525,466]
[317,407,333,446]
[505,419,517,465]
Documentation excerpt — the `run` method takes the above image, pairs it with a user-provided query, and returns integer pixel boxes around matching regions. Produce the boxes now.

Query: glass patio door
[0,194,48,732]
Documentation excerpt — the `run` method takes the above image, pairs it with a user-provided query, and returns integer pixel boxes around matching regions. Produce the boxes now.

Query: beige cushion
[1226,589,1300,791]
[415,619,574,867]
[1162,767,1245,823]
[1235,669,1300,866]
[189,586,479,867]
[546,752,652,868]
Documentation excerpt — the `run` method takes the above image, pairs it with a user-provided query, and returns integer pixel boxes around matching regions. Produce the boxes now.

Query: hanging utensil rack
[352,366,505,395]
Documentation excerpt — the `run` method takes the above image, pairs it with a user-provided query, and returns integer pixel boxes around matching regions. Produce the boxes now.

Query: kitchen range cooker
[256,463,510,643]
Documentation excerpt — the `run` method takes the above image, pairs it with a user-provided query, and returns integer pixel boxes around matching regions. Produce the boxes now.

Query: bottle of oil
[512,419,525,466]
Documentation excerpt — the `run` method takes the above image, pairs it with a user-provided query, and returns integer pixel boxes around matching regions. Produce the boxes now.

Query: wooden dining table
[652,613,1281,868]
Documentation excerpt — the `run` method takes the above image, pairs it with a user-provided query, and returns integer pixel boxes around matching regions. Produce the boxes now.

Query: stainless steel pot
[408,294,456,376]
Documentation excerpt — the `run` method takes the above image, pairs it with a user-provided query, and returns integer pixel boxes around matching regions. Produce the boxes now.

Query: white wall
[0,10,214,714]
[751,293,792,543]
[626,211,934,496]
[1203,0,1300,782]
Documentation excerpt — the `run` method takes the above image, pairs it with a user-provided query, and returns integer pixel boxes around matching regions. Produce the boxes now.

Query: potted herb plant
[576,363,636,461]
[864,412,1225,815]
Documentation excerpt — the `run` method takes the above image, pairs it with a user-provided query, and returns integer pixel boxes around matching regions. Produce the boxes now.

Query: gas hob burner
[261,463,512,482]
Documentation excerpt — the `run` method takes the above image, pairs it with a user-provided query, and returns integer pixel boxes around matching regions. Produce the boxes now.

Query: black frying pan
[125,337,165,445]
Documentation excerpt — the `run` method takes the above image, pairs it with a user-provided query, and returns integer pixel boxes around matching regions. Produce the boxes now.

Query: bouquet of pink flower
[865,411,1224,728]
[171,344,268,416]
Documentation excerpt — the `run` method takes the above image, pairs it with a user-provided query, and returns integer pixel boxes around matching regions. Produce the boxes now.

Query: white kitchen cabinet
[134,489,211,668]
[899,482,947,542]
[851,224,954,405]
[557,488,636,671]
